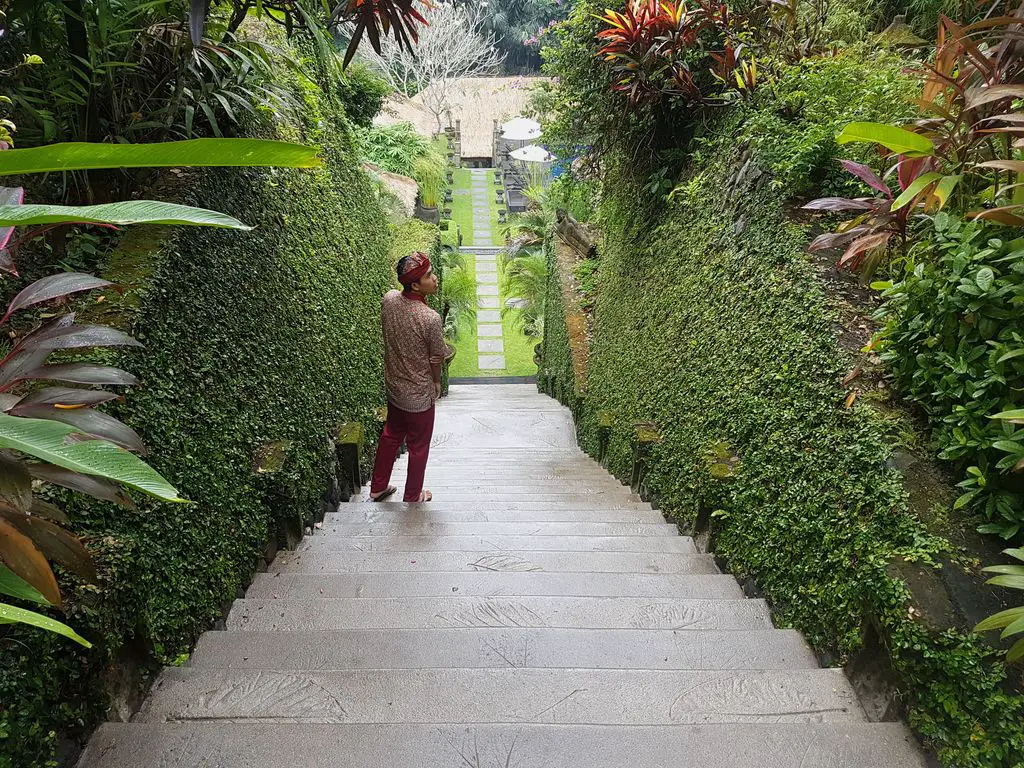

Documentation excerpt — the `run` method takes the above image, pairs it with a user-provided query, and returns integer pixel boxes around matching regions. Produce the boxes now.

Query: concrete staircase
[78,384,926,767]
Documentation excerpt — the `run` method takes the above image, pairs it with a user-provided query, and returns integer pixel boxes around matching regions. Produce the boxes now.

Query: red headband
[398,252,431,286]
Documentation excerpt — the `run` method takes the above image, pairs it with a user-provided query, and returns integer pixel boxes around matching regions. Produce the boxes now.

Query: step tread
[187,628,818,671]
[270,549,716,574]
[302,534,697,553]
[227,596,772,631]
[80,723,927,768]
[137,667,864,725]
[245,572,745,599]
[322,522,679,537]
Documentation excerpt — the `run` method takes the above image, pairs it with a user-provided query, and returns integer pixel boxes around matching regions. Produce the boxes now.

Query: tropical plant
[975,547,1024,662]
[502,207,555,256]
[4,4,301,151]
[355,122,430,176]
[501,251,547,335]
[594,0,744,108]
[802,144,939,276]
[805,0,1024,266]
[439,258,476,339]
[188,0,429,67]
[482,0,571,71]
[411,150,446,209]
[0,136,320,644]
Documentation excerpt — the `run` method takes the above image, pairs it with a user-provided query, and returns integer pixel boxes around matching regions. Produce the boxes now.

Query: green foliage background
[540,49,1024,767]
[0,41,393,767]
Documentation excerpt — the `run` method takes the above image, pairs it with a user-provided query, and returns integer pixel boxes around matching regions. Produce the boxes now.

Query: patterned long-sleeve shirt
[381,289,446,413]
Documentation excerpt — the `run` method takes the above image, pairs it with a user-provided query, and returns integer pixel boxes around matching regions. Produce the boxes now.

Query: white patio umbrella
[501,117,542,142]
[510,144,555,163]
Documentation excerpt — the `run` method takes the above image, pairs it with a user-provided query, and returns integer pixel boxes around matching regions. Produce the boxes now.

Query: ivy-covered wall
[542,52,1024,767]
[0,46,392,768]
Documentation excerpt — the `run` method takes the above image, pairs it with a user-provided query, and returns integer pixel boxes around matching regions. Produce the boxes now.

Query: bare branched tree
[361,2,505,131]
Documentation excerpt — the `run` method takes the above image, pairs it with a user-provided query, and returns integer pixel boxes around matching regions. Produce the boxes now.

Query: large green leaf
[0,202,251,230]
[0,413,185,502]
[0,564,49,605]
[836,122,935,157]
[891,172,943,211]
[0,601,91,647]
[0,139,321,177]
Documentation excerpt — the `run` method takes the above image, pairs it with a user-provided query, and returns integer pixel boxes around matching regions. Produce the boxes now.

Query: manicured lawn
[501,307,540,376]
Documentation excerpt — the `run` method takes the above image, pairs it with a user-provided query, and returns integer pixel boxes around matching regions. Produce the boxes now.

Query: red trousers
[370,402,435,502]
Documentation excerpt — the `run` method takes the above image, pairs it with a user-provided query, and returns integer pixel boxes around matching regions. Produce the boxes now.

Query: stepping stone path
[467,169,506,370]
[78,385,927,767]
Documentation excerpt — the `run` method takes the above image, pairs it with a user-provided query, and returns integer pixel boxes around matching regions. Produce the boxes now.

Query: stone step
[321,522,679,537]
[245,572,744,599]
[81,722,928,768]
[364,482,633,494]
[187,627,818,671]
[226,596,770,631]
[327,508,663,524]
[270,550,716,575]
[301,534,696,553]
[339,501,653,512]
[136,667,862,725]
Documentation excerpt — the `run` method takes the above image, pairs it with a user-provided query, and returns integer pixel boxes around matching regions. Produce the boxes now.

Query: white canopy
[510,144,555,163]
[501,117,542,141]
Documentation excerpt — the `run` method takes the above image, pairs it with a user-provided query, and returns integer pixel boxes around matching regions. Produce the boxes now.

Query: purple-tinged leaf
[0,187,23,276]
[19,323,142,353]
[28,463,136,509]
[189,0,210,47]
[839,231,893,268]
[0,394,21,412]
[18,364,139,387]
[0,249,15,276]
[12,387,120,409]
[808,226,871,252]
[966,84,1024,109]
[0,450,33,514]
[29,498,69,524]
[839,160,892,198]
[2,273,114,324]
[802,197,874,212]
[12,405,147,454]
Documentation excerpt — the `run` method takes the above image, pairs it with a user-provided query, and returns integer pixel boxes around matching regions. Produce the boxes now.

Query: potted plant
[413,151,446,225]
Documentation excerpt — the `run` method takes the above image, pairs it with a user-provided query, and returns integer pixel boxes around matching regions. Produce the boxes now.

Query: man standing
[369,251,446,503]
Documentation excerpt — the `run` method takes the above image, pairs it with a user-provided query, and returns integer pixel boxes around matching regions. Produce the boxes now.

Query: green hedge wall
[543,53,1024,767]
[0,46,392,767]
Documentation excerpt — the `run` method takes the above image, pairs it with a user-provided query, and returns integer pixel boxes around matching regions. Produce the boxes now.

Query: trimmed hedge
[0,40,392,767]
[541,52,1024,767]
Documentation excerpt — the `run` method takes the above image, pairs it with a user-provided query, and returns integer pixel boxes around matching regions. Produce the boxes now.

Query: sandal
[406,490,432,503]
[370,486,397,502]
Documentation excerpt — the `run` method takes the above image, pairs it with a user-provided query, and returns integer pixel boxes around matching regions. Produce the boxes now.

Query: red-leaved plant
[595,0,743,107]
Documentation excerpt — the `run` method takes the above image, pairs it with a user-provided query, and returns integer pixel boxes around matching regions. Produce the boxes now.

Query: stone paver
[477,296,499,309]
[478,339,504,352]
[78,385,928,768]
[478,355,506,370]
[477,309,501,323]
[477,324,503,337]
[477,284,499,296]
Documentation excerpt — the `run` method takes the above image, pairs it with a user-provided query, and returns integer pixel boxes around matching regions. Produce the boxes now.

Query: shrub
[876,215,1024,539]
[337,63,392,127]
